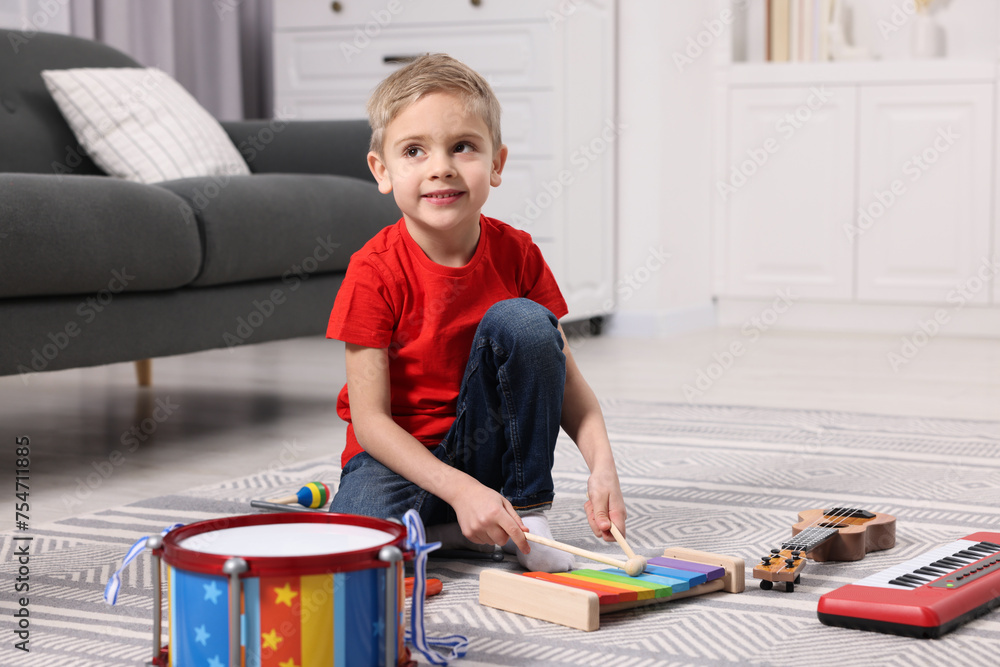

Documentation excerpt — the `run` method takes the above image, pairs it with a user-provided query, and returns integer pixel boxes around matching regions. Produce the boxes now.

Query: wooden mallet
[609,523,647,576]
[524,532,646,577]
[267,482,330,509]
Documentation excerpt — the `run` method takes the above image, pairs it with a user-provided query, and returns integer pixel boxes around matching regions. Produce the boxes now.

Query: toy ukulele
[754,507,896,592]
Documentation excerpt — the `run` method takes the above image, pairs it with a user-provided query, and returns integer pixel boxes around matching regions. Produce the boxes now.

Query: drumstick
[523,533,645,576]
[609,524,648,576]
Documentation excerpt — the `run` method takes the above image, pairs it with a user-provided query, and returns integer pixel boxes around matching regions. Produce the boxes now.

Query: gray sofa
[0,32,399,381]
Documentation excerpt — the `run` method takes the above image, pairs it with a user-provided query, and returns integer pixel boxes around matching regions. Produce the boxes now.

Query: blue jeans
[329,298,566,527]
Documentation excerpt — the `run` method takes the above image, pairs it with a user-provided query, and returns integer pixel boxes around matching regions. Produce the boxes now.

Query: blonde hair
[367,53,502,157]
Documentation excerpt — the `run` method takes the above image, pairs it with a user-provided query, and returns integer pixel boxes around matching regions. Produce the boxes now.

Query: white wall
[609,0,721,337]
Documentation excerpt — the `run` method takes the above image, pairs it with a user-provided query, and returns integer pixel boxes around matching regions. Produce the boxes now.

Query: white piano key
[852,539,985,590]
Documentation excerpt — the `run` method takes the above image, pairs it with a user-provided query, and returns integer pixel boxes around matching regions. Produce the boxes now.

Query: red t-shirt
[327,215,568,466]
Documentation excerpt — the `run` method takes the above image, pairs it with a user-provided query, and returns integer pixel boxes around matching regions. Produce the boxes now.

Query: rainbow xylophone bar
[479,547,745,631]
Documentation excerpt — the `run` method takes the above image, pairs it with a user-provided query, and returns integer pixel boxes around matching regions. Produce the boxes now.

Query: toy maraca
[267,482,330,509]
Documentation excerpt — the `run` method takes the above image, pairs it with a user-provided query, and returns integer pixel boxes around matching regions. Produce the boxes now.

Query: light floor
[3,328,999,526]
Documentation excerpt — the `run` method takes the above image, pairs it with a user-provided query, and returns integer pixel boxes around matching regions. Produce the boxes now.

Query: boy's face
[368,91,507,246]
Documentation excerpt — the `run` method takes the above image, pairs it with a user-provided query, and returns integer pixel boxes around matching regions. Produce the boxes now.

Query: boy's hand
[584,466,626,542]
[452,479,529,553]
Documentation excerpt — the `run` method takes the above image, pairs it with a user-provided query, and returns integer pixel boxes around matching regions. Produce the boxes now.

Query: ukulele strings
[781,505,854,553]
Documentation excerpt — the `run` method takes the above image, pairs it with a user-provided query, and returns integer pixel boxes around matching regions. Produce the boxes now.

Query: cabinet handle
[330,1,343,12]
[383,55,421,65]
[470,0,482,6]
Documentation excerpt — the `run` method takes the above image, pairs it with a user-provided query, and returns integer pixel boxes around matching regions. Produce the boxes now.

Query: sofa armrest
[220,119,375,183]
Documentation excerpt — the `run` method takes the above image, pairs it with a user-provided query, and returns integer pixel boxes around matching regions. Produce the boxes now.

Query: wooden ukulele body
[791,508,896,562]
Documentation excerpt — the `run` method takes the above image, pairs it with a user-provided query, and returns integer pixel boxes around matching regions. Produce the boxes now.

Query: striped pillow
[41,67,250,184]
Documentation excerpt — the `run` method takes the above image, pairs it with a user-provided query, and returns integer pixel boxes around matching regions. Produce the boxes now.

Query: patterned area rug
[3,401,1000,666]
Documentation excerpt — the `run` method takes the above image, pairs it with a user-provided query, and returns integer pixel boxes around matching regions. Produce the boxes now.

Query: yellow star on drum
[273,582,298,607]
[261,628,283,651]
[278,659,300,667]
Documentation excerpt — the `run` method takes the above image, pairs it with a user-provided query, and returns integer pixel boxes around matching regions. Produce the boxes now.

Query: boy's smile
[368,91,507,267]
[423,189,464,205]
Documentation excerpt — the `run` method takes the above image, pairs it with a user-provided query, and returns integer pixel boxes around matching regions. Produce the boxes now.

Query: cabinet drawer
[274,24,554,96]
[275,0,568,30]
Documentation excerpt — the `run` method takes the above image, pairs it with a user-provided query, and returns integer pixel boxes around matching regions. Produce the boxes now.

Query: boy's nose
[427,151,456,179]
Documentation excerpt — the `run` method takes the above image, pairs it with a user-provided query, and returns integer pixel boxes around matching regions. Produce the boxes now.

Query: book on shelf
[764,0,834,63]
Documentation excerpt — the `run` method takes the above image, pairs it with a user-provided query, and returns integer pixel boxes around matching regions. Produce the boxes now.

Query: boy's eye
[454,142,475,153]
[405,146,424,158]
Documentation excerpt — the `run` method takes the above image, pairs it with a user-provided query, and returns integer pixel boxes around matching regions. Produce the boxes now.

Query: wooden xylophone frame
[479,547,745,631]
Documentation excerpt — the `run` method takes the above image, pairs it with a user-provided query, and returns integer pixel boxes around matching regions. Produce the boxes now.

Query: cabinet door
[856,84,993,304]
[724,85,856,299]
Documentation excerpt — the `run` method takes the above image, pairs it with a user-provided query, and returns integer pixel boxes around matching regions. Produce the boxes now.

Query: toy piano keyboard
[480,547,744,630]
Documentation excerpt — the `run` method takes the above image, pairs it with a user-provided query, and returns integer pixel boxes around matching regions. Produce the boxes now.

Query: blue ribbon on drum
[403,509,469,665]
[103,523,183,605]
[103,513,467,666]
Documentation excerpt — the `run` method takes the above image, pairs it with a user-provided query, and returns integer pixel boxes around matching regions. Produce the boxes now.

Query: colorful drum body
[159,513,412,667]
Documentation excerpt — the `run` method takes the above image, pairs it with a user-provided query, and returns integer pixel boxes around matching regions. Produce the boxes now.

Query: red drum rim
[159,513,408,577]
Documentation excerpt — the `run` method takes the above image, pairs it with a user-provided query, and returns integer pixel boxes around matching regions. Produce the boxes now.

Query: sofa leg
[135,359,152,387]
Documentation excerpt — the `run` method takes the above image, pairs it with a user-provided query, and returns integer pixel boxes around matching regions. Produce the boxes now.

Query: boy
[327,54,625,572]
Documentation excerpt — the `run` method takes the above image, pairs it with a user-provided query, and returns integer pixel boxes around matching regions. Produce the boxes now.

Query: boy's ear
[490,143,509,188]
[368,151,393,194]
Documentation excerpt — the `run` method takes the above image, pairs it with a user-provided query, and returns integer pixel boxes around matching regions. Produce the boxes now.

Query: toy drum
[152,513,414,667]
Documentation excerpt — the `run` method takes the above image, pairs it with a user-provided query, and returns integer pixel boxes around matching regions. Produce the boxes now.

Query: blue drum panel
[168,567,230,666]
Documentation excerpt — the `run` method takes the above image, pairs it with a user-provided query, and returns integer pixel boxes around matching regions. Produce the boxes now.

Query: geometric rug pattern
[3,401,1000,666]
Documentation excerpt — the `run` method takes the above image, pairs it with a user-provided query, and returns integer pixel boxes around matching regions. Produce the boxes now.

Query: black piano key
[930,559,960,570]
[898,574,930,585]
[957,550,988,560]
[941,557,971,567]
[888,577,919,588]
[967,543,997,554]
[980,541,1000,550]
[915,567,946,578]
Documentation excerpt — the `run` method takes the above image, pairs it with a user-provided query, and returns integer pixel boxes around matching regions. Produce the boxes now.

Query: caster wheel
[759,580,773,591]
[785,582,795,593]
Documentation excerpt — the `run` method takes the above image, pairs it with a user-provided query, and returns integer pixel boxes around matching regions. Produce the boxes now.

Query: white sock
[503,512,575,573]
[424,522,497,553]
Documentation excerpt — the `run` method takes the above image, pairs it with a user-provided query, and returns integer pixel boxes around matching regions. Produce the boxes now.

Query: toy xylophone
[480,547,745,630]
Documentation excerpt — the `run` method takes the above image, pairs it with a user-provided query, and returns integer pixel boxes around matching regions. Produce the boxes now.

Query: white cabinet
[720,76,995,306]
[273,0,617,320]
[718,0,1000,320]
[856,84,993,304]
[724,85,855,300]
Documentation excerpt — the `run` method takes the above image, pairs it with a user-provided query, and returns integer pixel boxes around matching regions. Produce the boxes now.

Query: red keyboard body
[817,531,1000,638]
